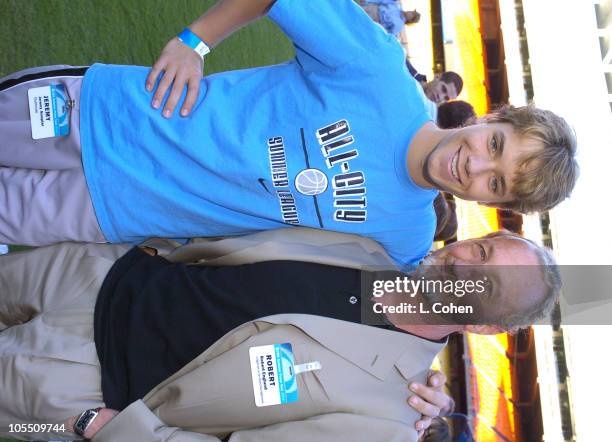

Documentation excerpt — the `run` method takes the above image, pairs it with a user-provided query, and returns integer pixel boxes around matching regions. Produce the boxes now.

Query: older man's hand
[407,370,454,436]
[65,408,119,439]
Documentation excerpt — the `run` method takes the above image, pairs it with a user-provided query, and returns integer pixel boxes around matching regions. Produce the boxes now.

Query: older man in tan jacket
[0,229,558,441]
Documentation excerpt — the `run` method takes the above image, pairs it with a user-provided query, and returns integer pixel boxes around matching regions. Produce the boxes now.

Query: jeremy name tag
[249,343,299,407]
[28,84,70,139]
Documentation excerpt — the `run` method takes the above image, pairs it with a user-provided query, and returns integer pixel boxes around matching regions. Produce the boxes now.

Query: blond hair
[485,105,578,214]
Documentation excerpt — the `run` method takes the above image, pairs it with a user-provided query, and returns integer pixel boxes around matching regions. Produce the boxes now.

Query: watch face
[74,409,99,436]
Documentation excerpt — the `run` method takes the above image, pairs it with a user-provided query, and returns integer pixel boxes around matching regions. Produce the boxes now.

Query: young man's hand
[146,37,204,118]
[407,370,454,436]
[145,0,276,118]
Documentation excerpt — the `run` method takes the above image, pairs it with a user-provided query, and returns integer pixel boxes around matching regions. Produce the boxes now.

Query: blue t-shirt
[79,0,437,267]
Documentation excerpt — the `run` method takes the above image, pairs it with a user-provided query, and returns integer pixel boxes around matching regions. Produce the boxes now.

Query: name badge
[28,84,71,139]
[249,343,299,407]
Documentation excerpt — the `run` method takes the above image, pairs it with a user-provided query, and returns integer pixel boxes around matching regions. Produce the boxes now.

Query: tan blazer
[94,314,445,442]
[93,229,435,441]
[152,227,398,270]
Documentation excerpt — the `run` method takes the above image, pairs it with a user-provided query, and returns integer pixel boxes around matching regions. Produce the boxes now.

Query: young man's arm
[149,0,397,118]
[146,0,276,118]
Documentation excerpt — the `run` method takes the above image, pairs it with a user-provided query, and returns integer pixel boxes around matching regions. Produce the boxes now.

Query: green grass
[0,0,293,75]
[0,1,293,439]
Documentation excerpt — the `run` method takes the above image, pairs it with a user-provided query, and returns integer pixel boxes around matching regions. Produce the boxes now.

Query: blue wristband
[177,28,210,59]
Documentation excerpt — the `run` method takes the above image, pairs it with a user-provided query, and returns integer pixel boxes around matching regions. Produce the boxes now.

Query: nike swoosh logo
[258,178,271,194]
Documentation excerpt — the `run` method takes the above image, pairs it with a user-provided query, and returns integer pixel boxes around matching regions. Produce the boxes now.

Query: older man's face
[417,234,546,323]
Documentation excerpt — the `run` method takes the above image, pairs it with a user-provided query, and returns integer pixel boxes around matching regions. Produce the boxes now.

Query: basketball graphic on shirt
[295,168,328,196]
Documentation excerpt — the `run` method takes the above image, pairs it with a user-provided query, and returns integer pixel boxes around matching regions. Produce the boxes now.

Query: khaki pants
[0,243,129,440]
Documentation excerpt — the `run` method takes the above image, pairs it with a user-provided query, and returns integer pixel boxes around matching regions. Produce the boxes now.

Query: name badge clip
[294,361,322,374]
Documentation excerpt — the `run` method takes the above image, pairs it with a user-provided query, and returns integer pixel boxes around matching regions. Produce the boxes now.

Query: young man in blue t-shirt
[0,0,577,268]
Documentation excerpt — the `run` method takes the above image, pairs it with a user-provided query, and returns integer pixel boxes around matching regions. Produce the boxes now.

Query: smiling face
[426,234,540,268]
[423,78,458,104]
[420,234,547,323]
[421,122,543,205]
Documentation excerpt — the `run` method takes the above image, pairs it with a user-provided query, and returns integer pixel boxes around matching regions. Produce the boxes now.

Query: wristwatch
[74,407,102,438]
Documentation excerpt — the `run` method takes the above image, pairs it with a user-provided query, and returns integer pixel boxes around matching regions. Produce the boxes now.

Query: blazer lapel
[255,314,443,380]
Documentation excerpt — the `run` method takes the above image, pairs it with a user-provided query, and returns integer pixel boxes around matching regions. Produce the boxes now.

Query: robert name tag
[249,343,299,407]
[28,84,70,139]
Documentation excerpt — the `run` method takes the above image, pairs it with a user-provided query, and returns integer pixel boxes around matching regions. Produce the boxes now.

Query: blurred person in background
[360,0,421,36]
[436,101,476,129]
